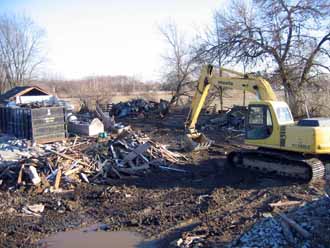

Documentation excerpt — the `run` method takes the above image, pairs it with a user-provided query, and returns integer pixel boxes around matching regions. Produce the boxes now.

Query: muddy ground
[0,111,328,247]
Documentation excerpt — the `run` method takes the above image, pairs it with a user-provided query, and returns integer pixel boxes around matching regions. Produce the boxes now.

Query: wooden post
[220,87,223,111]
[243,89,246,106]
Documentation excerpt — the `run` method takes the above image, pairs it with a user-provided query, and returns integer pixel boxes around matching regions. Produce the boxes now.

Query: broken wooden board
[115,164,150,175]
[54,168,62,190]
[122,143,151,164]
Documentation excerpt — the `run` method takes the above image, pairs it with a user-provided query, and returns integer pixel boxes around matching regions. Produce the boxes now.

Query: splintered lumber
[80,173,89,183]
[270,200,302,208]
[17,164,24,184]
[54,168,62,190]
[148,140,188,163]
[49,150,90,167]
[64,166,83,176]
[122,143,151,164]
[158,165,186,173]
[278,213,311,239]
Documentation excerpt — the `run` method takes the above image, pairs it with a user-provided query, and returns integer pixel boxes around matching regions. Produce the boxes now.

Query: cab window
[246,105,273,139]
[276,106,293,124]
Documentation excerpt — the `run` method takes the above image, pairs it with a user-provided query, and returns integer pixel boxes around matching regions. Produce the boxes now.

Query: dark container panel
[0,106,66,143]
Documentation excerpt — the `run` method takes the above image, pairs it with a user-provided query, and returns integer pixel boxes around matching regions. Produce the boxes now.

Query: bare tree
[159,21,199,109]
[198,0,330,115]
[0,14,45,93]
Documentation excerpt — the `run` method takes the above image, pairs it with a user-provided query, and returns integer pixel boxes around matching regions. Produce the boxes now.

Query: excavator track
[227,148,325,182]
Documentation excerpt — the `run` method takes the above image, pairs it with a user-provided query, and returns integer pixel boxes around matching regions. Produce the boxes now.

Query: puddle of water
[39,225,156,248]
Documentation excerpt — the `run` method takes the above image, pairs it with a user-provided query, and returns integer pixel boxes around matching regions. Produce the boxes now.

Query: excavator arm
[184,64,277,151]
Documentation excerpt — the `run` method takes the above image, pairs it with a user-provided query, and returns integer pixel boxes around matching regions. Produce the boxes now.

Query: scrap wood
[22,203,45,217]
[72,136,78,147]
[26,204,45,213]
[158,165,186,173]
[51,189,75,195]
[64,166,83,176]
[80,173,89,183]
[22,207,41,217]
[270,200,302,208]
[54,167,62,190]
[46,158,55,172]
[110,166,122,178]
[40,174,50,188]
[278,213,311,239]
[68,141,90,149]
[49,150,90,167]
[122,143,151,164]
[148,140,188,162]
[115,164,150,175]
[2,126,187,190]
[17,164,24,184]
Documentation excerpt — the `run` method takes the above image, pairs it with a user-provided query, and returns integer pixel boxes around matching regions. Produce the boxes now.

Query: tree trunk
[283,81,300,117]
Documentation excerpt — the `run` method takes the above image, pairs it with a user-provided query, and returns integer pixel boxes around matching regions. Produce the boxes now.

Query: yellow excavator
[185,65,328,182]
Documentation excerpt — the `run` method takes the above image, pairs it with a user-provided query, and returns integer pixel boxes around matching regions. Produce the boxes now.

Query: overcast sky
[0,0,225,81]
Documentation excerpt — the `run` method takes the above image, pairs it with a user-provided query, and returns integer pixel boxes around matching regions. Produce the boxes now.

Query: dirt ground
[0,110,328,248]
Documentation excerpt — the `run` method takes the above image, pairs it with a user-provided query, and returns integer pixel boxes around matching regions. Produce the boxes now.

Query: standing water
[39,225,157,248]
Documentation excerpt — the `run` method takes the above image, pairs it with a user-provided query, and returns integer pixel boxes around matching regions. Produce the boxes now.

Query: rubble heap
[109,99,169,118]
[0,128,187,192]
[202,105,247,132]
[228,197,330,248]
[173,197,330,248]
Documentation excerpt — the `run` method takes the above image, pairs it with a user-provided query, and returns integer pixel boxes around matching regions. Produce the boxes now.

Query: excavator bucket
[183,133,214,152]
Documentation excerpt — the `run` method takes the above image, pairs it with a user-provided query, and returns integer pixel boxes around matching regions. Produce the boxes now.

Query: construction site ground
[0,109,328,247]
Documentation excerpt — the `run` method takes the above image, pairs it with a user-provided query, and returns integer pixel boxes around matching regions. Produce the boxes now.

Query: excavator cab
[246,104,274,140]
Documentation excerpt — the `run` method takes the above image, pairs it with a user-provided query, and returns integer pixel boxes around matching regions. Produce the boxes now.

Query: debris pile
[0,128,187,191]
[172,197,330,248]
[202,105,247,132]
[0,135,38,162]
[109,99,169,118]
[228,197,330,248]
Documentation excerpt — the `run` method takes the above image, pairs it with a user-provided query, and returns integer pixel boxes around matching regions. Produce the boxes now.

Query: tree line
[36,75,162,98]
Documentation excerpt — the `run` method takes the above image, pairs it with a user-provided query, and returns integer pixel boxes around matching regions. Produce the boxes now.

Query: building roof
[0,86,50,103]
